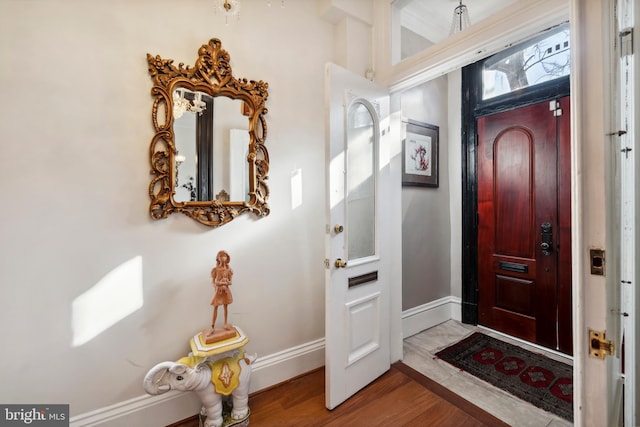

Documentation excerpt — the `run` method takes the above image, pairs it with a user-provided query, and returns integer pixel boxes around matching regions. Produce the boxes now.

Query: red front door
[477,97,572,354]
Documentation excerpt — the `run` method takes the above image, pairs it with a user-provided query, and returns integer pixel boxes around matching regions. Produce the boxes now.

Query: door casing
[382,2,611,424]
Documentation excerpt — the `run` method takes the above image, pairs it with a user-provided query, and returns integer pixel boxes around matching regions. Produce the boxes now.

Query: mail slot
[348,271,378,288]
[498,261,528,274]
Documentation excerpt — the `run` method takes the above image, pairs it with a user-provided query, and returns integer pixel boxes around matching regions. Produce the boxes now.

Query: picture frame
[402,120,439,187]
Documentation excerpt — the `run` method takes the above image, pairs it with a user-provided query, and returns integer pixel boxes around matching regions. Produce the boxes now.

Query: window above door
[482,24,570,100]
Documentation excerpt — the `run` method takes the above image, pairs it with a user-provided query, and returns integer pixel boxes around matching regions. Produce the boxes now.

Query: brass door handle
[334,224,344,233]
[334,258,347,268]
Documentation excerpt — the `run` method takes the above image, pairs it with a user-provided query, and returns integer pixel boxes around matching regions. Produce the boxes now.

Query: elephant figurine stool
[144,349,256,427]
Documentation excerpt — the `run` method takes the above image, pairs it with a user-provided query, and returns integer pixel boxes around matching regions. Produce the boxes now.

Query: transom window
[482,24,570,100]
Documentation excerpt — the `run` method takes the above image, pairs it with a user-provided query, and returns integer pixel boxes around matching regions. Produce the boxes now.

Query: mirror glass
[172,88,249,203]
[147,38,270,227]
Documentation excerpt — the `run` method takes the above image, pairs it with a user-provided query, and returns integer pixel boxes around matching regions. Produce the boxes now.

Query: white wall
[0,0,333,422]
[570,1,616,424]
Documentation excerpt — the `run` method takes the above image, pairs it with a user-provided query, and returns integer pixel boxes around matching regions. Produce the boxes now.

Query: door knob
[334,224,344,233]
[334,258,347,268]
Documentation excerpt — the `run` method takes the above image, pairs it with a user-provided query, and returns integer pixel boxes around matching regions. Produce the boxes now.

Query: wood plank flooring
[169,362,508,427]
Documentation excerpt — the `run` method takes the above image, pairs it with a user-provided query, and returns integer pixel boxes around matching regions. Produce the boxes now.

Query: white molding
[386,0,570,92]
[402,296,461,339]
[249,338,325,392]
[69,391,201,427]
[251,338,324,372]
[69,339,325,427]
[70,298,465,427]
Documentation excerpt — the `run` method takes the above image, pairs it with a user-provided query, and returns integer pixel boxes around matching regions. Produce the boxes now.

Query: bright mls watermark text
[0,405,68,426]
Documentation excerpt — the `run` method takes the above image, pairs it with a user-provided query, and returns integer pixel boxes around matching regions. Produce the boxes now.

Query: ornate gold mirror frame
[147,38,269,227]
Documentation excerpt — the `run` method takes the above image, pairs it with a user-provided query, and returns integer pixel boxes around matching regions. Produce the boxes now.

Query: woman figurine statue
[210,250,234,331]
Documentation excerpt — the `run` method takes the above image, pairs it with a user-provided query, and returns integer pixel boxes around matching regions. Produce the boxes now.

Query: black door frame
[460,39,571,325]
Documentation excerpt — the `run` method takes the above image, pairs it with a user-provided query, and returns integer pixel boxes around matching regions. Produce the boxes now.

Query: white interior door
[325,63,391,410]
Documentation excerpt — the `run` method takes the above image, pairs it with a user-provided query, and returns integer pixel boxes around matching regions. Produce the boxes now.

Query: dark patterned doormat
[435,332,573,422]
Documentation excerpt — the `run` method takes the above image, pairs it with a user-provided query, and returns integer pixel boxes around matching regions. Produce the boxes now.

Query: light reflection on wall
[379,116,391,170]
[71,256,144,347]
[330,151,346,209]
[291,168,303,210]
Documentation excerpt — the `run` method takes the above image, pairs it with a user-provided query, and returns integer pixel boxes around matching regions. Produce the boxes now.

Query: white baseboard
[70,338,325,427]
[69,392,202,427]
[250,338,325,392]
[71,297,461,427]
[401,296,461,339]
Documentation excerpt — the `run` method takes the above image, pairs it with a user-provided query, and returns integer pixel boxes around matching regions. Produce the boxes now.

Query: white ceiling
[398,0,521,45]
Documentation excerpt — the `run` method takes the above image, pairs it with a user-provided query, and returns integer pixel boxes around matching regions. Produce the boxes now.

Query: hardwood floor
[169,362,508,427]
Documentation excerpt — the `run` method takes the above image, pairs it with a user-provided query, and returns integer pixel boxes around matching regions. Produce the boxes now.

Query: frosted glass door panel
[347,101,377,261]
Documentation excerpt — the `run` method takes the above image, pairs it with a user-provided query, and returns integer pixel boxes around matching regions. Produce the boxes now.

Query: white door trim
[616,0,637,424]
[377,0,570,93]
[376,1,613,425]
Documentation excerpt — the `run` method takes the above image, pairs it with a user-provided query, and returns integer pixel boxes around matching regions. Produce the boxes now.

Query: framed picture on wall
[402,120,439,187]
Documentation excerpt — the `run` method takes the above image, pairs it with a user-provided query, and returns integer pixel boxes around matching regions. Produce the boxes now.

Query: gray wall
[398,76,451,311]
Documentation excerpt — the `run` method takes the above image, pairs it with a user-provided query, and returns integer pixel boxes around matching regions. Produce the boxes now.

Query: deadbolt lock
[590,249,605,276]
[540,222,553,255]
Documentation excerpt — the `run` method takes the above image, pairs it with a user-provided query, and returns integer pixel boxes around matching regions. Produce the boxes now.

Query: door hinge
[589,329,615,359]
[620,27,634,58]
[549,100,562,116]
[610,308,629,317]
